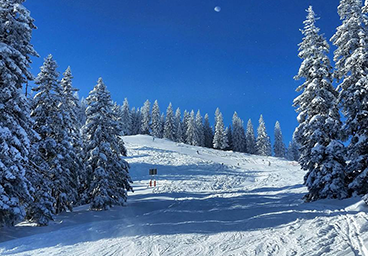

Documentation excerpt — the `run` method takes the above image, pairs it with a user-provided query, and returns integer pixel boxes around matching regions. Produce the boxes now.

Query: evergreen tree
[130,107,142,135]
[331,0,368,195]
[60,66,84,204]
[164,103,175,140]
[232,112,246,152]
[140,100,151,135]
[174,108,183,142]
[112,103,128,157]
[215,108,220,122]
[0,0,38,226]
[151,100,162,138]
[32,55,78,214]
[225,125,233,150]
[77,97,87,126]
[213,110,228,150]
[182,110,190,143]
[295,6,347,200]
[25,148,55,226]
[186,110,199,146]
[256,115,272,156]
[121,98,132,135]
[245,119,256,154]
[195,110,205,146]
[287,139,300,161]
[273,121,286,158]
[82,78,133,210]
[203,114,213,148]
[160,113,165,137]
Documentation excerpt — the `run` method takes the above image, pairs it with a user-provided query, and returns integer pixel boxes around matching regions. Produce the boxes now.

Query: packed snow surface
[1,135,368,255]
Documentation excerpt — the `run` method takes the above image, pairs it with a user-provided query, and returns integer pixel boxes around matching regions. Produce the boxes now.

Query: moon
[214,6,221,12]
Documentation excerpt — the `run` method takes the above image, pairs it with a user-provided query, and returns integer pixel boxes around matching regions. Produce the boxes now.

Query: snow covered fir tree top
[1,0,368,255]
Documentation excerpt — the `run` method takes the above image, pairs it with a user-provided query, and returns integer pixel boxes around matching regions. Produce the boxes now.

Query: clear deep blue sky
[25,0,341,144]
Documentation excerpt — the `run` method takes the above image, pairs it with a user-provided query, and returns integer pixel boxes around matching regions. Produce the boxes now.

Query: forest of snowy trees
[102,98,293,160]
[294,1,368,202]
[3,0,368,228]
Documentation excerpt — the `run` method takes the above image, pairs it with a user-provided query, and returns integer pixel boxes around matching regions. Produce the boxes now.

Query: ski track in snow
[1,135,368,256]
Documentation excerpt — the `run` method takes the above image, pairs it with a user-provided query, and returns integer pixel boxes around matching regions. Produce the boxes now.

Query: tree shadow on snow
[0,162,363,254]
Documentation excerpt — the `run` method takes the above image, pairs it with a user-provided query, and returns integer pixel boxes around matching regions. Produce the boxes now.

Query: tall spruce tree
[195,110,205,146]
[232,112,246,152]
[245,119,256,154]
[225,125,233,150]
[140,100,151,135]
[203,114,213,148]
[273,121,286,158]
[287,139,300,161]
[77,97,87,126]
[331,0,368,195]
[151,100,162,138]
[32,55,78,214]
[213,109,228,150]
[295,6,347,201]
[111,103,128,157]
[164,103,175,140]
[82,78,133,210]
[182,110,190,143]
[121,98,132,135]
[131,107,141,135]
[0,0,40,226]
[256,115,272,156]
[160,113,165,138]
[60,66,84,205]
[186,110,199,146]
[174,108,184,142]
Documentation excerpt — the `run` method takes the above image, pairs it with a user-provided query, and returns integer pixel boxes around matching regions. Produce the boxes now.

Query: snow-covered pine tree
[140,100,151,135]
[195,110,205,146]
[215,108,220,122]
[121,98,132,136]
[232,112,246,152]
[112,102,122,121]
[25,148,55,226]
[160,113,165,137]
[151,100,162,138]
[273,121,286,158]
[60,66,84,205]
[0,0,39,226]
[32,55,78,214]
[174,108,184,142]
[160,113,165,136]
[163,103,175,140]
[186,110,199,146]
[287,140,300,161]
[294,6,347,201]
[112,102,128,157]
[130,107,142,135]
[213,109,228,150]
[256,115,272,156]
[182,110,190,143]
[82,78,133,210]
[77,97,87,126]
[245,119,256,154]
[225,125,233,150]
[331,0,368,195]
[203,114,213,148]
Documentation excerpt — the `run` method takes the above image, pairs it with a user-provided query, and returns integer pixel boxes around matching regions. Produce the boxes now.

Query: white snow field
[1,135,368,256]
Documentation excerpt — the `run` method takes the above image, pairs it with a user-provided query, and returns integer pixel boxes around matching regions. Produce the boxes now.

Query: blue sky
[25,0,341,144]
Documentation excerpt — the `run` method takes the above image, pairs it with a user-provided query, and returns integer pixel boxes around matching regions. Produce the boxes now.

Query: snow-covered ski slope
[1,134,368,256]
